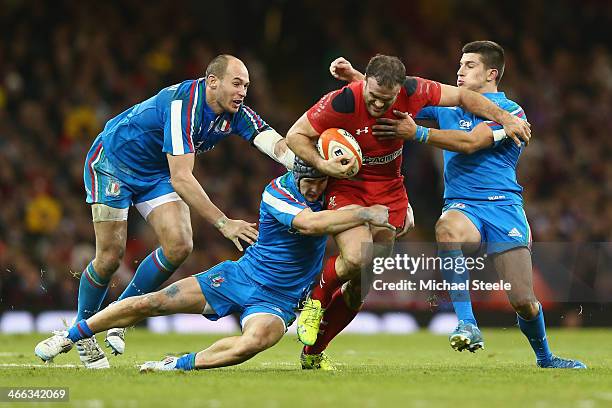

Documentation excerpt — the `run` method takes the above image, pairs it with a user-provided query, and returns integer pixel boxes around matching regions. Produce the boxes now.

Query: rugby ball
[317,128,363,177]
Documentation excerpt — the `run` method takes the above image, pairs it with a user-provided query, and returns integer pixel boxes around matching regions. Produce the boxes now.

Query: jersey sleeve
[233,105,272,142]
[415,106,439,120]
[306,87,353,134]
[404,77,442,108]
[162,80,203,156]
[261,178,308,228]
[486,101,527,147]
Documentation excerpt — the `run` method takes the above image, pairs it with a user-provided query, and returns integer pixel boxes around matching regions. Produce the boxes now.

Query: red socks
[304,286,359,355]
[310,256,342,308]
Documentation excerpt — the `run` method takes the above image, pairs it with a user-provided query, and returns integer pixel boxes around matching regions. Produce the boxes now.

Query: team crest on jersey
[215,119,232,134]
[105,180,121,197]
[210,273,225,288]
[328,196,337,209]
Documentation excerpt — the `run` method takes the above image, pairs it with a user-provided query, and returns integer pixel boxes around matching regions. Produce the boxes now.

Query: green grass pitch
[1,329,611,407]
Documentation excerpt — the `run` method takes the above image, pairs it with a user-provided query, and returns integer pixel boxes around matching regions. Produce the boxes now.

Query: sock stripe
[152,250,172,273]
[84,267,107,289]
[76,323,86,337]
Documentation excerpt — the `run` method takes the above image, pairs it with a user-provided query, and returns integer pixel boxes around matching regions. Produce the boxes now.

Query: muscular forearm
[296,208,369,235]
[459,88,513,124]
[171,174,225,224]
[286,132,325,170]
[426,127,493,154]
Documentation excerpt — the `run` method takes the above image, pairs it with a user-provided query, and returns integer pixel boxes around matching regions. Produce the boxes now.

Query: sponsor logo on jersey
[488,195,506,200]
[459,119,472,129]
[105,180,121,197]
[507,228,523,238]
[362,148,402,166]
[355,126,369,135]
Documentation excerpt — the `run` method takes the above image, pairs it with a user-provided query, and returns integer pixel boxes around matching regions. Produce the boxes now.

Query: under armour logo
[355,127,369,135]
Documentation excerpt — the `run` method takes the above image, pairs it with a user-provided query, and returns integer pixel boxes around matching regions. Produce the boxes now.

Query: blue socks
[76,262,110,321]
[176,352,197,370]
[118,248,177,300]
[439,249,477,326]
[67,319,94,342]
[517,304,553,363]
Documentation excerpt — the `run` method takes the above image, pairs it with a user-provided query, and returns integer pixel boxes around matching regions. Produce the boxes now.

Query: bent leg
[493,247,538,319]
[119,200,193,300]
[81,277,206,336]
[193,314,285,369]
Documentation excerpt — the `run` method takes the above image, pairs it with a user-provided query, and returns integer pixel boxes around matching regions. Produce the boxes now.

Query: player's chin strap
[253,129,295,170]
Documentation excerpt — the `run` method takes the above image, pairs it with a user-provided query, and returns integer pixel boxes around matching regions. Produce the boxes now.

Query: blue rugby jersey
[99,79,270,180]
[238,172,327,301]
[417,92,526,204]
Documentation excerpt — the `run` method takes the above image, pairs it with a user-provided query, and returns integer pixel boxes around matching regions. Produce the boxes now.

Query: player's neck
[477,83,498,94]
[205,92,224,115]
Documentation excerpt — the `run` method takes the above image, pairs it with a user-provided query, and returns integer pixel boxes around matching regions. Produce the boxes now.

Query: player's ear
[207,74,219,89]
[487,68,498,83]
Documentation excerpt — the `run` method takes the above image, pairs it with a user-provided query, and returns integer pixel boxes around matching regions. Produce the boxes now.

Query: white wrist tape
[492,129,507,142]
[253,130,295,169]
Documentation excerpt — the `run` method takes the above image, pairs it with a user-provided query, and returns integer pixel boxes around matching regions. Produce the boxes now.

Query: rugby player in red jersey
[286,54,531,369]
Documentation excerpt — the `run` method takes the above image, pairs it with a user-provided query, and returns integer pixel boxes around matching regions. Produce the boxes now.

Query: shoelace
[299,303,323,328]
[79,338,103,358]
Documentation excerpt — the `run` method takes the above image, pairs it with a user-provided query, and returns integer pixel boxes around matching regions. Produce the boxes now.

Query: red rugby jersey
[307,78,441,180]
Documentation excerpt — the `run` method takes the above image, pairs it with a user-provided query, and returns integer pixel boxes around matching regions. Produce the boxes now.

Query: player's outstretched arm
[373,111,497,154]
[427,122,497,154]
[438,84,531,146]
[292,204,394,236]
[167,153,258,251]
[286,113,356,179]
[330,57,365,82]
[252,130,295,170]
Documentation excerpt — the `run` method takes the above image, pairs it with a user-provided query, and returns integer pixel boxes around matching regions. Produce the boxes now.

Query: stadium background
[0,0,610,332]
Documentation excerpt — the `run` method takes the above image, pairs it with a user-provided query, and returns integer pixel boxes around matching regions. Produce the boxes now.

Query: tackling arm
[252,130,295,170]
[292,205,394,235]
[167,153,258,251]
[438,84,530,145]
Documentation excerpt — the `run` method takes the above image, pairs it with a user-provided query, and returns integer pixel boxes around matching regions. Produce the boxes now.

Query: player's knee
[511,297,539,319]
[435,219,463,243]
[236,335,269,358]
[163,239,193,266]
[339,248,370,278]
[94,246,125,276]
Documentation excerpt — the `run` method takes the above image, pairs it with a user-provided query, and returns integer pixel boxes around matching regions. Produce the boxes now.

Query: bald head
[205,55,250,114]
[205,54,246,80]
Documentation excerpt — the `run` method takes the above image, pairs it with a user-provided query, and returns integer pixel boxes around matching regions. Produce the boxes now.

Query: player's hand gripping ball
[317,128,363,177]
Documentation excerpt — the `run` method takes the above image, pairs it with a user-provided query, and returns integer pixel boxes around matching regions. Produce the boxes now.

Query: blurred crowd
[0,0,610,312]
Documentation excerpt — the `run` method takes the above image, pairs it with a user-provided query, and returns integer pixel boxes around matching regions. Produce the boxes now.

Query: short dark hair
[462,41,505,85]
[205,54,233,79]
[364,54,406,88]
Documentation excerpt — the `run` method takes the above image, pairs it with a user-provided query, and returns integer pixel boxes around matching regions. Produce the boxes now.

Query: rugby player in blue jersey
[35,158,392,371]
[40,54,304,368]
[330,42,585,369]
